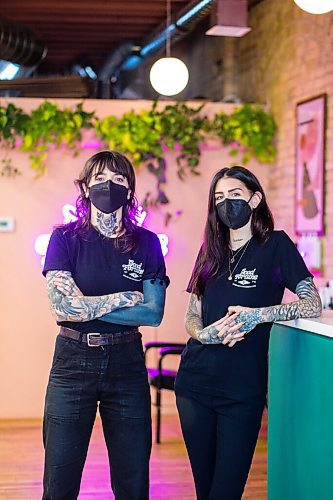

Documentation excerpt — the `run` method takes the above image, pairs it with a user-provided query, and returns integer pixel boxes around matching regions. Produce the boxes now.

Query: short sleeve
[42,228,72,277]
[142,233,170,287]
[277,231,313,293]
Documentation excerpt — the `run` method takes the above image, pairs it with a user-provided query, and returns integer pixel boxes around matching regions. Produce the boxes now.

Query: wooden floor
[0,413,267,499]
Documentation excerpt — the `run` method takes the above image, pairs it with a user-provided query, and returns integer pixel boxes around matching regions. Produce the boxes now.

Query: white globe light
[294,0,333,14]
[150,57,189,96]
[34,233,51,256]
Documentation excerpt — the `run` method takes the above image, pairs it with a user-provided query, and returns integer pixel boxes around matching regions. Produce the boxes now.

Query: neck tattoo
[95,211,120,238]
[232,238,244,243]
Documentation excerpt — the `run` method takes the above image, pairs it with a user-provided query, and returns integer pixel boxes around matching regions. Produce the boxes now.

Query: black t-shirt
[43,222,169,333]
[175,230,313,399]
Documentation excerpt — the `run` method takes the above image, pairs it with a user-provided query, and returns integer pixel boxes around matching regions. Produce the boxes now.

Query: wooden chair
[144,341,186,444]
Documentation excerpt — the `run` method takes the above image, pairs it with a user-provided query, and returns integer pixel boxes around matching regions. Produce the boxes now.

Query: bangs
[85,151,135,186]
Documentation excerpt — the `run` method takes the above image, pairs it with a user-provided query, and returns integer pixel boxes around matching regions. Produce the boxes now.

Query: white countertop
[276,311,333,338]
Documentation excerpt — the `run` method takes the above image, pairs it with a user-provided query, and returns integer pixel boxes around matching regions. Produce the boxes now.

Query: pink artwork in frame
[295,94,326,235]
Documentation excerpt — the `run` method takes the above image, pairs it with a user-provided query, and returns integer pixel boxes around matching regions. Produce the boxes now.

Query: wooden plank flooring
[0,413,267,499]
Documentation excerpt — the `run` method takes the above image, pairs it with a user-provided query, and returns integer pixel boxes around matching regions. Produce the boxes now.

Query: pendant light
[149,0,189,96]
[293,0,333,14]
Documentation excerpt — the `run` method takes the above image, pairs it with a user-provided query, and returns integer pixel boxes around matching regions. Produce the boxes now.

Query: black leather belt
[59,326,140,347]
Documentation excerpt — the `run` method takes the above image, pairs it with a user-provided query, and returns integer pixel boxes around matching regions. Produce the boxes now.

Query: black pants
[176,389,265,500]
[43,334,152,500]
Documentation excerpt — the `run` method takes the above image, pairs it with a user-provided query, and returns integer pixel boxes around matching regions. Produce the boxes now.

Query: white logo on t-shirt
[232,268,258,288]
[122,259,144,281]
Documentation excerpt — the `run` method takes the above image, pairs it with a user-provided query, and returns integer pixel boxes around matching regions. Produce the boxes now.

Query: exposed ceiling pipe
[99,42,135,82]
[118,0,214,73]
[0,16,47,68]
[97,41,135,97]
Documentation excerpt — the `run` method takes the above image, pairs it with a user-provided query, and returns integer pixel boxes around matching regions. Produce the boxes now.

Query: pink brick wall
[239,0,333,278]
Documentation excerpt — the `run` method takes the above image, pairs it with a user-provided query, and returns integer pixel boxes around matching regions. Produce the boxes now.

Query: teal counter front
[268,315,333,500]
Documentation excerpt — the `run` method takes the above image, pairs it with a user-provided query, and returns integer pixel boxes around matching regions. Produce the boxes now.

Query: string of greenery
[0,100,276,207]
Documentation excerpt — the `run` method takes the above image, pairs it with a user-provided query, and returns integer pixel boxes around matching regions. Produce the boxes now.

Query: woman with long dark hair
[42,151,169,499]
[175,166,321,500]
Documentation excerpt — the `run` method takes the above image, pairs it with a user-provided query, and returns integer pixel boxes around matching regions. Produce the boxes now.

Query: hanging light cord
[166,0,171,58]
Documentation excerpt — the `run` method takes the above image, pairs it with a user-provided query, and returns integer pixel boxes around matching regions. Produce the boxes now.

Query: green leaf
[0,100,276,211]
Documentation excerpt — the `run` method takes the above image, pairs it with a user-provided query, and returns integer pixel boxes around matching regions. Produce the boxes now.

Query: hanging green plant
[210,104,276,164]
[0,100,276,205]
[0,102,28,176]
[156,102,207,179]
[0,101,96,175]
[22,102,96,175]
[95,102,208,205]
[95,105,163,165]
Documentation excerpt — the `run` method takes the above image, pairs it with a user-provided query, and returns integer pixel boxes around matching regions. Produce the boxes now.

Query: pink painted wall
[0,98,270,418]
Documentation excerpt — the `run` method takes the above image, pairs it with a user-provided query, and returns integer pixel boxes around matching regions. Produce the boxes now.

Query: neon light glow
[34,233,51,265]
[135,206,147,227]
[157,234,169,256]
[62,204,78,224]
[35,204,169,264]
[35,233,52,256]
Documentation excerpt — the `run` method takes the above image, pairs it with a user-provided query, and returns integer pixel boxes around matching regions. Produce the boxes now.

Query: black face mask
[89,179,128,214]
[216,196,253,230]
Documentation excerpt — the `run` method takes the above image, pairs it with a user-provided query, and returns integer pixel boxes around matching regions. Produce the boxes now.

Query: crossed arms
[46,270,166,326]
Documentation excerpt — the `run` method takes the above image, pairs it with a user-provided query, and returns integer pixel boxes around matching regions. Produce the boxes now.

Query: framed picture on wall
[295,94,326,235]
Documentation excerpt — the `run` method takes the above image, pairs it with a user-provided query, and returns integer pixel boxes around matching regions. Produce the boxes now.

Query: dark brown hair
[73,150,139,252]
[188,166,274,297]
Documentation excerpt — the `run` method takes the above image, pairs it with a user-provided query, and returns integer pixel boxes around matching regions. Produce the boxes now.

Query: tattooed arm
[99,279,166,327]
[46,270,142,322]
[185,293,244,345]
[225,277,322,337]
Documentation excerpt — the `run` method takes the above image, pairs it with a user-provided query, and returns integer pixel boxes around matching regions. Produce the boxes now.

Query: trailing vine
[0,100,276,206]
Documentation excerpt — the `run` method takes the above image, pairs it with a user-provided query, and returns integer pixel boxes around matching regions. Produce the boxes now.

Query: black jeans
[176,389,265,500]
[43,334,152,500]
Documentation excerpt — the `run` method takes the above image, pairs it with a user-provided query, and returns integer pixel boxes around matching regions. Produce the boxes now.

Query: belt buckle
[87,333,102,347]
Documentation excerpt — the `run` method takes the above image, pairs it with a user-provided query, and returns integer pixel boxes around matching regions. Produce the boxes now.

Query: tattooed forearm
[185,294,203,340]
[46,270,142,322]
[185,294,222,344]
[260,277,322,322]
[234,277,322,333]
[100,279,166,327]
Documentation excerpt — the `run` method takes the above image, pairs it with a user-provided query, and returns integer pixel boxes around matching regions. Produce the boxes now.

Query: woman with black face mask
[175,166,321,500]
[42,150,169,500]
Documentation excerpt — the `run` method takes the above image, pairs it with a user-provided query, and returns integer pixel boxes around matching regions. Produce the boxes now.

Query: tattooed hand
[52,271,143,307]
[184,294,244,347]
[198,313,245,345]
[227,278,322,335]
[52,273,83,297]
[46,270,144,322]
[227,306,263,335]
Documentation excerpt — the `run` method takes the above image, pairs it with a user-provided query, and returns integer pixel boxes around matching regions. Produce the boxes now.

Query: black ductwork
[119,0,214,73]
[0,16,47,67]
[99,42,134,82]
[98,41,134,97]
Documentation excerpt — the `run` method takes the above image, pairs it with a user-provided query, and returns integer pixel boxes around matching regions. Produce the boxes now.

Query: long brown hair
[73,150,139,252]
[188,166,274,297]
